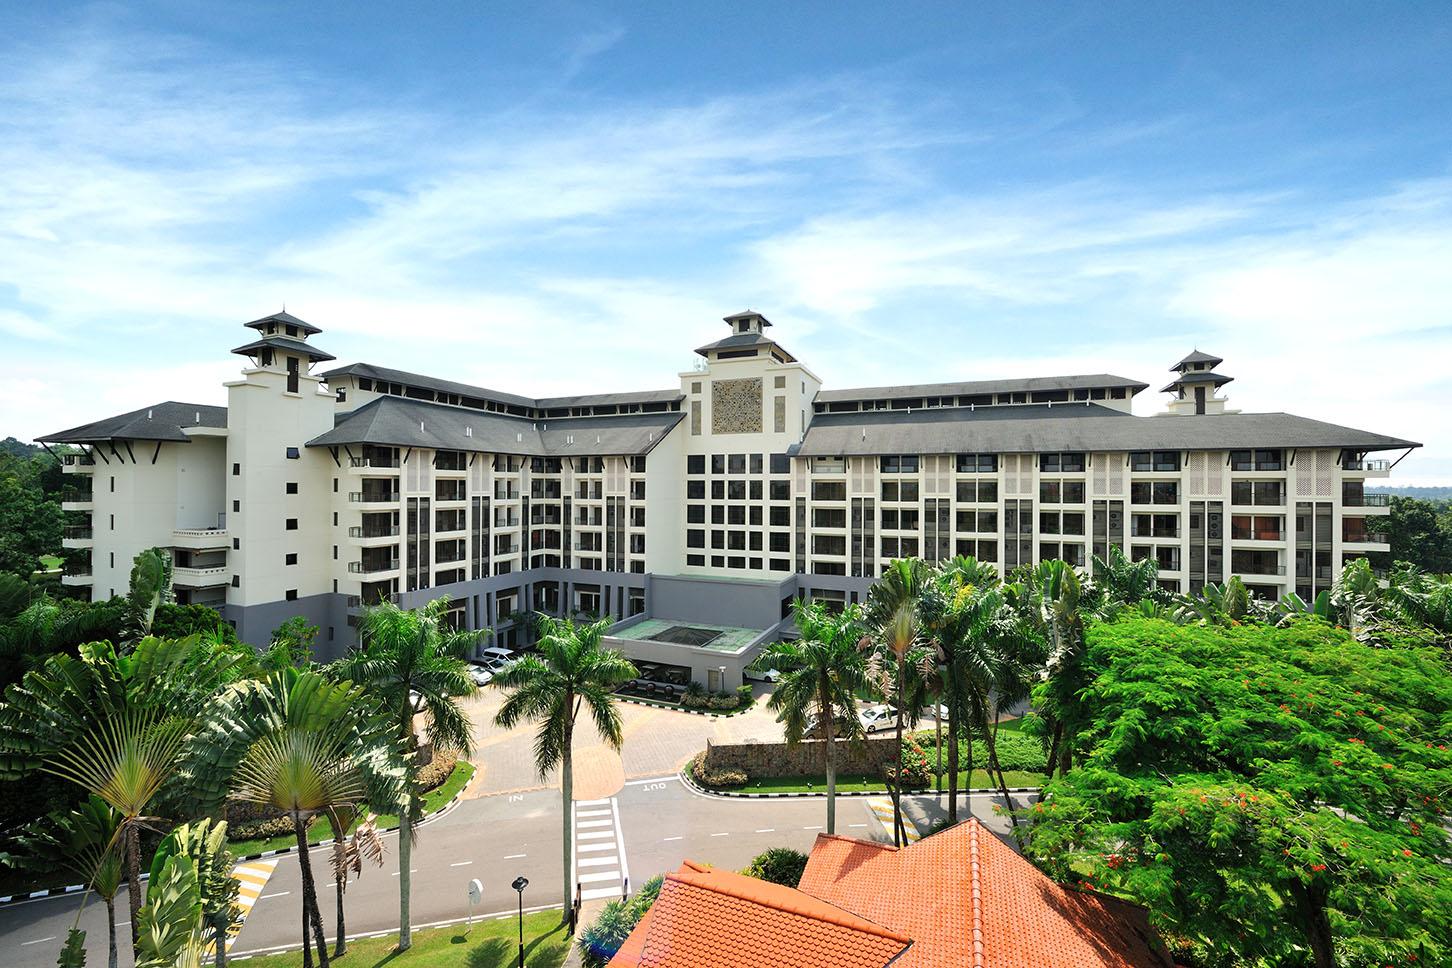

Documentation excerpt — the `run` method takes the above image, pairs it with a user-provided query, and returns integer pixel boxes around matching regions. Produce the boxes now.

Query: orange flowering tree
[1023,617,1451,968]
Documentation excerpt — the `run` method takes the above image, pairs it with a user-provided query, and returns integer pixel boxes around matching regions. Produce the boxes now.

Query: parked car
[479,646,518,666]
[805,712,861,740]
[744,666,781,683]
[468,663,494,687]
[858,704,895,734]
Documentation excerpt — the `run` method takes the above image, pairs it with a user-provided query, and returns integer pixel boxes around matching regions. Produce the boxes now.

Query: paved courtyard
[462,683,787,799]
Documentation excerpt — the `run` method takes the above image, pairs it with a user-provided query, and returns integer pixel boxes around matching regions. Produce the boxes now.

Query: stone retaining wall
[702,736,899,777]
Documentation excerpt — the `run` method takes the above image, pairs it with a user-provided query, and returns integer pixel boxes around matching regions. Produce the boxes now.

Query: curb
[680,767,1041,800]
[0,774,473,907]
[617,695,752,717]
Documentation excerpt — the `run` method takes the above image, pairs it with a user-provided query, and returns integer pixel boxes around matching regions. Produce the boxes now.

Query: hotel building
[42,311,1414,685]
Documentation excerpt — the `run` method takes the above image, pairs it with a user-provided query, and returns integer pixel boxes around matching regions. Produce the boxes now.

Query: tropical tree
[134,850,208,968]
[264,616,319,671]
[0,636,248,952]
[1006,560,1087,780]
[127,548,174,638]
[749,600,868,833]
[863,557,928,846]
[1088,545,1161,616]
[1024,616,1452,968]
[7,795,126,968]
[494,616,637,917]
[337,596,479,951]
[216,668,406,968]
[324,805,385,957]
[153,818,240,968]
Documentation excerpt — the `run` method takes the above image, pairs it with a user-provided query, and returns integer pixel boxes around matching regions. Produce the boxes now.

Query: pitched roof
[243,310,322,335]
[306,395,683,457]
[793,404,1418,457]
[693,331,797,361]
[230,335,336,362]
[1160,371,1233,392]
[815,374,1149,404]
[1172,349,1223,369]
[798,822,1173,968]
[38,402,227,444]
[320,362,681,411]
[608,861,911,968]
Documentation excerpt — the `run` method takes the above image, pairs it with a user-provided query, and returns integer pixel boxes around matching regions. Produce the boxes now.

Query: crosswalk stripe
[578,830,615,840]
[578,841,618,853]
[578,870,621,884]
[221,860,279,951]
[578,855,620,868]
[581,886,624,900]
[866,798,921,843]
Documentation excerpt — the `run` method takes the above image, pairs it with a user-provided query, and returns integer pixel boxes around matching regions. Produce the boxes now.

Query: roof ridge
[968,820,985,968]
[812,832,898,852]
[667,866,912,944]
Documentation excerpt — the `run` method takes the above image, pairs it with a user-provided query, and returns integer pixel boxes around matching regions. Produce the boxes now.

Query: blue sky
[3,2,1450,481]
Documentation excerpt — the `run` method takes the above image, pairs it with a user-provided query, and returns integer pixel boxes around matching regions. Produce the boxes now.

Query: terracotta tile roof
[607,861,911,968]
[797,821,1173,968]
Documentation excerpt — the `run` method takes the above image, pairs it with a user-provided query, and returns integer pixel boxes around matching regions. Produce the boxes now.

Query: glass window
[728,454,746,475]
[770,453,790,474]
[687,455,705,475]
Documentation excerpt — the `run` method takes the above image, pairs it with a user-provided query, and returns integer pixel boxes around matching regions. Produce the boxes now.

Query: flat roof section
[615,618,764,654]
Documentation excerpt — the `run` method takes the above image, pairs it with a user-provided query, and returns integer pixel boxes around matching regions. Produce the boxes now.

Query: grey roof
[722,310,772,327]
[1161,372,1233,392]
[794,403,1418,457]
[307,396,684,457]
[1173,349,1223,369]
[693,331,796,359]
[815,373,1150,404]
[39,401,227,444]
[231,335,336,362]
[244,311,322,336]
[319,362,681,412]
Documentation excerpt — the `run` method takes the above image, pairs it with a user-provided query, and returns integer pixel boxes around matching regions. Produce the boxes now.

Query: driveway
[463,684,786,799]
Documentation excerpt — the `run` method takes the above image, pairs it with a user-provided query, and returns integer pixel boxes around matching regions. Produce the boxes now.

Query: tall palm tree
[863,557,928,846]
[11,795,126,968]
[1006,560,1086,780]
[493,616,637,918]
[325,804,385,958]
[220,668,405,968]
[749,600,868,834]
[0,636,248,953]
[337,597,479,951]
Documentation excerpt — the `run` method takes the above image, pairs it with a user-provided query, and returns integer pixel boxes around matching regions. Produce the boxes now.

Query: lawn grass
[228,761,476,858]
[237,908,569,968]
[728,769,1044,796]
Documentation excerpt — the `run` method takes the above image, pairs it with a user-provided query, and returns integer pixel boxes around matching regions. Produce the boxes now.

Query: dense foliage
[577,874,664,968]
[742,847,809,887]
[1380,495,1452,573]
[1023,617,1452,968]
[0,449,64,577]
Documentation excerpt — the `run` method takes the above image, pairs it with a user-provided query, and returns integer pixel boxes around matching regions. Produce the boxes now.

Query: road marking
[578,856,620,868]
[449,861,473,867]
[581,886,624,901]
[224,859,280,951]
[624,775,679,786]
[260,892,290,899]
[390,868,419,876]
[866,797,921,843]
[578,829,615,841]
[576,808,611,818]
[579,841,617,852]
[848,823,868,828]
[662,836,682,842]
[577,818,613,829]
[577,797,612,806]
[21,937,55,946]
[755,828,775,833]
[578,870,621,884]
[710,832,729,837]
[502,853,527,859]
[802,825,823,830]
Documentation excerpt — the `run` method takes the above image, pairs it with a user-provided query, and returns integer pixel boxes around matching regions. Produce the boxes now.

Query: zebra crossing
[224,858,279,951]
[866,797,921,844]
[572,797,631,902]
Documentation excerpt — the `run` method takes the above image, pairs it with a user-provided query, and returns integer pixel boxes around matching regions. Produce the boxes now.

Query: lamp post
[512,875,529,968]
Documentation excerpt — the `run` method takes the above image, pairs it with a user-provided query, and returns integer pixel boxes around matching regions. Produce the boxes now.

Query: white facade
[45,310,1411,654]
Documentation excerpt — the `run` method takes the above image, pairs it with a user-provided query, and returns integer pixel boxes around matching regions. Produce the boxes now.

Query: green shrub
[578,874,664,968]
[415,751,459,792]
[917,730,1047,774]
[690,752,749,788]
[735,683,755,708]
[742,847,808,887]
[707,692,737,710]
[684,680,706,700]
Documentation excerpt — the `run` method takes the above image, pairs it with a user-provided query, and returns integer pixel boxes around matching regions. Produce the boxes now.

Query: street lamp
[512,875,529,968]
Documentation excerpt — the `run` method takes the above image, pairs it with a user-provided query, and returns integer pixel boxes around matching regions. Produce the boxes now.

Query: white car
[468,664,494,687]
[480,646,518,665]
[858,704,895,734]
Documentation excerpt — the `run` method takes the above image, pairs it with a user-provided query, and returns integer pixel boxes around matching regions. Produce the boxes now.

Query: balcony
[348,491,400,505]
[61,570,93,586]
[172,565,228,588]
[1342,527,1389,550]
[61,453,94,474]
[1342,491,1391,514]
[348,558,400,575]
[173,528,229,551]
[1130,528,1179,539]
[348,458,400,473]
[62,525,93,548]
[1230,527,1284,542]
[348,524,400,539]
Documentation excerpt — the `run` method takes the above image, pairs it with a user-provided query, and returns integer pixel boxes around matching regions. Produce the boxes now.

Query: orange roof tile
[607,861,911,968]
[798,821,1173,968]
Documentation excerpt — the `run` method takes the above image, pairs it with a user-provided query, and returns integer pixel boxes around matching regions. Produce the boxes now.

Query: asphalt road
[0,779,1037,967]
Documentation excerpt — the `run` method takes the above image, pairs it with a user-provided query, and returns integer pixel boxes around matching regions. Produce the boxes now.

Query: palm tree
[325,805,385,957]
[0,636,248,953]
[749,600,868,834]
[1089,545,1160,616]
[127,547,174,638]
[337,597,480,951]
[222,668,405,968]
[11,795,126,968]
[1006,560,1087,780]
[863,557,928,846]
[493,616,637,918]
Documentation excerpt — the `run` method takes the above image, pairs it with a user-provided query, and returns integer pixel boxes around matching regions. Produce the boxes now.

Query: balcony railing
[61,453,94,466]
[348,525,400,538]
[1235,564,1286,576]
[64,564,93,577]
[1131,528,1180,539]
[349,491,400,503]
[64,525,93,540]
[1343,530,1388,545]
[349,456,400,469]
[1344,492,1391,507]
[60,488,93,503]
[1343,459,1392,472]
[348,559,400,574]
[1231,528,1283,541]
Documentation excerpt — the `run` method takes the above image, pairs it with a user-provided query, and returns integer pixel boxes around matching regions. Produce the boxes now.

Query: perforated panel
[1187,452,1207,497]
[1106,454,1124,497]
[1092,454,1108,497]
[1316,450,1334,497]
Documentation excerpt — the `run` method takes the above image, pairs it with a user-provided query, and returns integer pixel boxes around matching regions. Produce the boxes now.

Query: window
[728,454,746,475]
[1131,451,1182,472]
[285,589,298,601]
[233,500,240,513]
[687,455,705,475]
[286,447,300,459]
[286,482,298,494]
[232,463,240,475]
[750,454,763,474]
[770,481,790,501]
[286,518,298,530]
[880,455,920,474]
[770,453,790,474]
[1040,452,1085,472]
[712,454,726,474]
[285,553,298,565]
[232,575,239,587]
[687,505,705,524]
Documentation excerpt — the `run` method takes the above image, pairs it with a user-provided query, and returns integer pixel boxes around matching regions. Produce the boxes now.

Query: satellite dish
[468,878,483,905]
